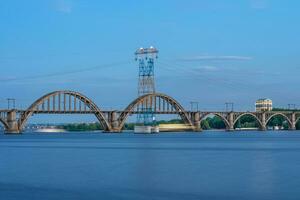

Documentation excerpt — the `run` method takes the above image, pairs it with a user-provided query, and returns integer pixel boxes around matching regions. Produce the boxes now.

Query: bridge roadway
[0,90,299,133]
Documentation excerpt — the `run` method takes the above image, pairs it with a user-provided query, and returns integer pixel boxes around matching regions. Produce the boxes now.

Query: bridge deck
[0,110,299,114]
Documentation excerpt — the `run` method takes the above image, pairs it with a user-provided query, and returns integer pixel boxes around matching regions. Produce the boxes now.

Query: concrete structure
[0,90,299,134]
[134,126,159,134]
[256,98,273,112]
[5,110,19,133]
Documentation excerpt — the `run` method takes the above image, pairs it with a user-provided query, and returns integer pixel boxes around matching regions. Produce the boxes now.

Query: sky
[1,0,300,122]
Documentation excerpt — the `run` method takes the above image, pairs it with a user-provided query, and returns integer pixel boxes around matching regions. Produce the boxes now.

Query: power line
[157,59,254,91]
[0,60,133,83]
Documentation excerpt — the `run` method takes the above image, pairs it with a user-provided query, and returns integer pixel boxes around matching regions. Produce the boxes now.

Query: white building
[255,98,273,112]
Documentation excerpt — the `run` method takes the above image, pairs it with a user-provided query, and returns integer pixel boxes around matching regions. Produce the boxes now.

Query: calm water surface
[1,131,300,200]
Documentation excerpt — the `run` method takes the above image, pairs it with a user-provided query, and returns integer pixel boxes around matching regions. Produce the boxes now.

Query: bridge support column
[108,111,120,133]
[193,112,202,132]
[227,112,234,131]
[260,112,267,131]
[290,113,296,131]
[5,110,21,134]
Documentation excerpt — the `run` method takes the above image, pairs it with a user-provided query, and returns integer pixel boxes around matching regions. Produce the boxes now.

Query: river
[1,131,300,200]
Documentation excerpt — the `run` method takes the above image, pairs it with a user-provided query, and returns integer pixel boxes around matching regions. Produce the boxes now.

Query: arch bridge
[0,90,299,133]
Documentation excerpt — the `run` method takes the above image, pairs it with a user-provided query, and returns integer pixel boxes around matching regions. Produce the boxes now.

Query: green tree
[201,120,210,130]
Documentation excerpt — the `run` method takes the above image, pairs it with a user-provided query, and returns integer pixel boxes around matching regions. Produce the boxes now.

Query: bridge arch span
[266,113,292,128]
[0,117,9,129]
[295,116,300,130]
[117,93,194,131]
[19,91,111,131]
[296,117,300,124]
[199,113,230,129]
[233,113,263,129]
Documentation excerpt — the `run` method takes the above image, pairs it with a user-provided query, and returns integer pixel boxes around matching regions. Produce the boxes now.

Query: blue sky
[1,0,300,122]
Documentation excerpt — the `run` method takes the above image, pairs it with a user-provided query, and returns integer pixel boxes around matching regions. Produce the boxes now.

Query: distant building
[255,98,273,112]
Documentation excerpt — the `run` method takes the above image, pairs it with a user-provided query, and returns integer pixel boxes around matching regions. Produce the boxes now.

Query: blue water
[1,131,300,200]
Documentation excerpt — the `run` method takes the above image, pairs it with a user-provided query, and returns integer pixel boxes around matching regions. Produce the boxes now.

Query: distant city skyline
[1,0,300,122]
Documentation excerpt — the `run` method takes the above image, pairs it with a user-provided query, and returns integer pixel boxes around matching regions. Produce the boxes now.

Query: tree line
[57,114,299,131]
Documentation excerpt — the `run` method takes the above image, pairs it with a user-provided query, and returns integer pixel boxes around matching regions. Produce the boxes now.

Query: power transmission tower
[225,102,234,112]
[190,101,199,111]
[7,98,16,109]
[135,46,158,125]
[288,104,296,110]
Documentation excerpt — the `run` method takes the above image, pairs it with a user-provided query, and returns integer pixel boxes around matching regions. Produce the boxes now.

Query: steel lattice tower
[135,46,158,125]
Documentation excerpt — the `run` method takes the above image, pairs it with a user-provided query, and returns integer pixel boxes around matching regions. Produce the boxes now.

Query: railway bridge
[0,90,299,134]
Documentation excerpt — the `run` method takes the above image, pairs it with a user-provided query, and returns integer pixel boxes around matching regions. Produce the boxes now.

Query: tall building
[255,98,273,112]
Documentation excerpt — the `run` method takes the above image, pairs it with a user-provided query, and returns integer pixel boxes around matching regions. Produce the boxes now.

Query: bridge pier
[192,112,202,132]
[5,110,21,134]
[107,111,121,133]
[260,112,267,131]
[290,113,296,130]
[227,112,235,131]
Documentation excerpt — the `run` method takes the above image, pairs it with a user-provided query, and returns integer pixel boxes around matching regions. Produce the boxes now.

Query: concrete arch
[19,90,111,131]
[296,117,300,124]
[0,117,9,129]
[295,117,300,130]
[199,113,230,129]
[266,113,292,128]
[233,113,263,129]
[117,93,194,131]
